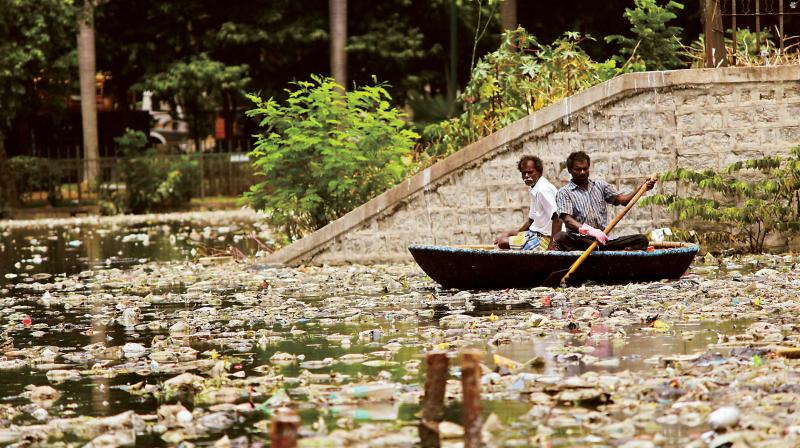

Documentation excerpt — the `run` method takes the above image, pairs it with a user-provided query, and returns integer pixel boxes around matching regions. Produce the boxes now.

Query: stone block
[725,107,752,128]
[680,133,706,153]
[675,90,706,107]
[777,126,800,144]
[467,189,489,208]
[706,86,736,105]
[783,102,800,122]
[704,131,733,149]
[730,128,760,148]
[481,165,504,184]
[755,104,780,123]
[677,153,719,171]
[782,84,800,99]
[676,111,701,131]
[655,91,676,108]
[488,190,508,208]
[619,113,637,131]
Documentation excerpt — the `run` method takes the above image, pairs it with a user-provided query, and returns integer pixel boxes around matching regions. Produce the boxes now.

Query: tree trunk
[703,0,727,68]
[500,0,517,31]
[77,0,100,190]
[329,0,347,89]
[223,92,234,152]
[0,131,17,210]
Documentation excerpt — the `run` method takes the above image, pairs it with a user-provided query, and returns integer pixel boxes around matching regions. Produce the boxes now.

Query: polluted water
[0,213,799,446]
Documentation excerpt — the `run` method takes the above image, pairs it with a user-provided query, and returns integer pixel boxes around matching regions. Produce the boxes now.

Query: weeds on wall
[641,146,800,253]
[683,29,800,67]
[421,28,639,162]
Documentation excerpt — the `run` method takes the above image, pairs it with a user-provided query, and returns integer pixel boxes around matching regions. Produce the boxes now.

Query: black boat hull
[408,244,699,289]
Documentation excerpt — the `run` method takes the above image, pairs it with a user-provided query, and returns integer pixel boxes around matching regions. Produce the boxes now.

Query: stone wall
[267,66,800,266]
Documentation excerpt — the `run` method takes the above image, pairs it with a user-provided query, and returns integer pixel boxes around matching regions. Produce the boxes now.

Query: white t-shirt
[528,176,559,235]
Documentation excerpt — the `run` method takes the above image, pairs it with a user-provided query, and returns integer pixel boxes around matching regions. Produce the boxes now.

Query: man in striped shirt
[554,151,655,251]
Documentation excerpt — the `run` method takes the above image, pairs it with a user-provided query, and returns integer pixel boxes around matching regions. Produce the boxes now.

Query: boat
[408,242,700,289]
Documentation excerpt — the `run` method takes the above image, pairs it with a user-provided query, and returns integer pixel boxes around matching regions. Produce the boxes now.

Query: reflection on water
[0,220,269,284]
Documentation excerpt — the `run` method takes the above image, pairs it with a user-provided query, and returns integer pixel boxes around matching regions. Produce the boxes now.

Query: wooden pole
[420,351,449,448]
[756,0,761,54]
[271,407,301,448]
[704,0,728,67]
[780,0,785,55]
[732,0,737,65]
[460,350,483,448]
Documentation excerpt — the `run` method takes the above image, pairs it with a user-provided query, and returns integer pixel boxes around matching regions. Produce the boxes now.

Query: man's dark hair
[566,151,591,171]
[517,155,543,173]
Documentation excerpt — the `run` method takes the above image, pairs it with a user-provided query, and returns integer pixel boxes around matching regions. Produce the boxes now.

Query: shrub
[244,75,418,241]
[111,129,199,214]
[605,0,685,70]
[7,156,62,206]
[421,28,637,161]
[641,146,800,253]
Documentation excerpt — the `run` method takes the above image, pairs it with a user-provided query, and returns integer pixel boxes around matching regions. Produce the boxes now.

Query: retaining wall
[267,66,800,265]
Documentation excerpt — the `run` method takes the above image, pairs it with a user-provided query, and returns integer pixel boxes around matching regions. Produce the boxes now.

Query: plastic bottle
[331,383,398,401]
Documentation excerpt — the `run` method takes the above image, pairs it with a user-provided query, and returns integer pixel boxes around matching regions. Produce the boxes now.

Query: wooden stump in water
[460,349,483,448]
[419,351,449,447]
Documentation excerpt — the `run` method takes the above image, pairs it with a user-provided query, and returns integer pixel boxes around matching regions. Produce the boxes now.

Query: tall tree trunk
[77,0,100,190]
[0,132,16,211]
[329,0,347,89]
[448,0,457,117]
[223,92,234,152]
[703,0,727,68]
[500,0,517,31]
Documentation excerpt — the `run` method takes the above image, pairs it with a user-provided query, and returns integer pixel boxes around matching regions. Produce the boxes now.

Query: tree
[77,0,100,189]
[422,28,635,160]
[142,54,250,153]
[329,0,347,88]
[605,0,686,70]
[500,0,517,31]
[0,0,75,210]
[642,147,800,252]
[244,76,418,241]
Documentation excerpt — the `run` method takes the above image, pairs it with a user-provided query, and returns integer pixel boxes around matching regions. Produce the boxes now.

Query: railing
[9,153,258,206]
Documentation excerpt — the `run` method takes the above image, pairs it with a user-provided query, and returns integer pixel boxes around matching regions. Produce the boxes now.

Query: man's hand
[579,223,608,245]
[643,176,657,191]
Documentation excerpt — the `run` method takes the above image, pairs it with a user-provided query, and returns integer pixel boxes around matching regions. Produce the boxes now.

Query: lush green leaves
[605,0,685,70]
[141,54,250,146]
[421,28,635,160]
[111,130,199,214]
[642,146,800,252]
[243,76,419,241]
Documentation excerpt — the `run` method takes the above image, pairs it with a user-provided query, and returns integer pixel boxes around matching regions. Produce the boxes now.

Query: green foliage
[114,128,149,155]
[605,0,685,70]
[142,54,250,148]
[0,0,76,130]
[6,156,63,206]
[244,75,419,241]
[112,130,199,214]
[641,146,800,253]
[0,0,76,205]
[422,28,634,160]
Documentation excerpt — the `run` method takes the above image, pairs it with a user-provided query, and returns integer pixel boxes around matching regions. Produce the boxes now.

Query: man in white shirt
[494,155,563,251]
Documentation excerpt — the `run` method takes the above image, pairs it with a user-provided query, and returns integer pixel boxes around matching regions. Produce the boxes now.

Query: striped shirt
[556,179,618,229]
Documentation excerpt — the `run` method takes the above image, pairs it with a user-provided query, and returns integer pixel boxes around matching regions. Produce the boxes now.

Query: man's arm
[547,213,562,250]
[518,217,534,233]
[613,177,657,205]
[560,213,582,232]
